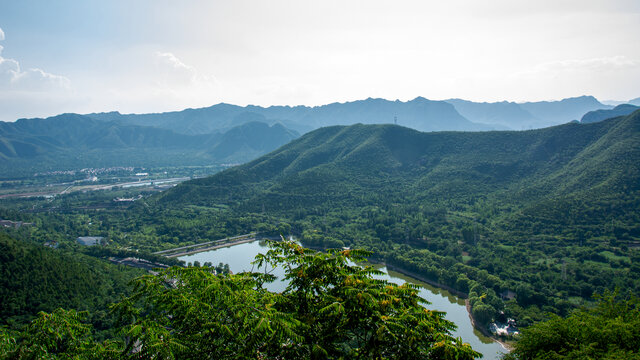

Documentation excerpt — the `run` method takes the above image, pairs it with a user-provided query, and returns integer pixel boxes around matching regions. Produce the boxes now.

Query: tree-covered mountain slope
[0,233,143,326]
[156,110,640,325]
[208,121,300,163]
[161,109,639,221]
[0,114,209,157]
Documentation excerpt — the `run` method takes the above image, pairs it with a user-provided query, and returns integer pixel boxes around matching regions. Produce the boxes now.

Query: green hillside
[0,115,299,175]
[157,110,640,325]
[162,109,637,214]
[0,233,143,327]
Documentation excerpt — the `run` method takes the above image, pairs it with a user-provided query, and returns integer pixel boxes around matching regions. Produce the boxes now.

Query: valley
[3,1,640,357]
[1,102,638,359]
[0,164,227,200]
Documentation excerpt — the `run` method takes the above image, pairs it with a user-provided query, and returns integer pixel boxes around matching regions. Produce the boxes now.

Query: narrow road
[153,233,260,257]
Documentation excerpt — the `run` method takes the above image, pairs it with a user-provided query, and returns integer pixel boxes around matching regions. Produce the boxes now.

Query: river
[179,240,507,359]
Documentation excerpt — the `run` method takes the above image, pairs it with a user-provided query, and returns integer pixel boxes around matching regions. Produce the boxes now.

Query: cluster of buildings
[109,257,169,272]
[113,194,144,202]
[35,166,137,177]
[0,219,33,228]
[489,318,519,337]
[76,236,104,246]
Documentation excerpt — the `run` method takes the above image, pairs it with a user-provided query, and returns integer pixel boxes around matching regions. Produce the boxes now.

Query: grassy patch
[583,260,612,269]
[568,296,584,306]
[186,204,228,211]
[599,250,630,263]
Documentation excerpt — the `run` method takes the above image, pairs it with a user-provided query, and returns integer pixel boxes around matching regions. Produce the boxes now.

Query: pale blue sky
[1,0,639,121]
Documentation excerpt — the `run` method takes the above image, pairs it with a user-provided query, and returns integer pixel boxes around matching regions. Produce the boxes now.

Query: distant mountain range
[87,95,617,135]
[87,97,490,135]
[602,97,640,107]
[581,104,640,124]
[444,95,611,129]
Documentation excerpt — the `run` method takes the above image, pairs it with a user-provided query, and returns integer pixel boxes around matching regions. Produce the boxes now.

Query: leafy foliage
[504,291,640,359]
[0,309,121,359]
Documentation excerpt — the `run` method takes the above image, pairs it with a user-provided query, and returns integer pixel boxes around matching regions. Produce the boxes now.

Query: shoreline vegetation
[465,299,514,352]
[383,263,513,352]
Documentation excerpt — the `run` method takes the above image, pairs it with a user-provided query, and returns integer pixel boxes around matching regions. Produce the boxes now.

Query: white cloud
[0,28,70,92]
[0,54,71,92]
[530,56,640,74]
[154,51,198,88]
[0,28,74,120]
[156,52,194,73]
[494,55,640,102]
[153,51,218,88]
[74,50,224,116]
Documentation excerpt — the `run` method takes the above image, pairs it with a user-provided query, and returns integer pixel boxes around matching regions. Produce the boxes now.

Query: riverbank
[466,299,514,352]
[303,245,509,349]
[166,238,258,257]
[384,263,468,298]
[368,261,513,353]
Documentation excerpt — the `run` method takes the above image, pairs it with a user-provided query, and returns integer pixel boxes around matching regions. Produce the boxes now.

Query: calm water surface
[180,240,506,359]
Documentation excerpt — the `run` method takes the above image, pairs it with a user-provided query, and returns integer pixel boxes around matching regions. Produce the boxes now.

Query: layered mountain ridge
[86,95,614,135]
[444,95,610,129]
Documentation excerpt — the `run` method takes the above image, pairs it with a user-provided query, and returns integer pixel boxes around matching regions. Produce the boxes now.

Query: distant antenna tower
[394,116,397,125]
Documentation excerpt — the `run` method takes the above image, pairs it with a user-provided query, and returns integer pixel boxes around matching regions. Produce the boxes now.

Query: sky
[0,0,639,121]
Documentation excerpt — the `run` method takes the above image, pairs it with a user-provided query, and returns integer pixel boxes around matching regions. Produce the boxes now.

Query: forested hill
[0,233,143,326]
[0,114,299,168]
[160,109,639,222]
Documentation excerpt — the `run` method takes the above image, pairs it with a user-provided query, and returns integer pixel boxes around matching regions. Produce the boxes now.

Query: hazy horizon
[1,0,639,121]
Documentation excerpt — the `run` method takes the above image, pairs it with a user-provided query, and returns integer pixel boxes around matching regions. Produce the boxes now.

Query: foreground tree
[0,308,121,359]
[504,291,640,360]
[1,239,480,359]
